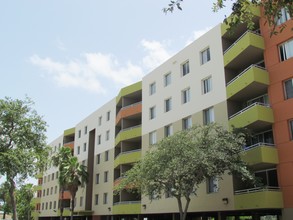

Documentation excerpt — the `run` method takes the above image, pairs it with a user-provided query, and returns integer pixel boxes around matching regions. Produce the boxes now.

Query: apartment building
[33,5,293,220]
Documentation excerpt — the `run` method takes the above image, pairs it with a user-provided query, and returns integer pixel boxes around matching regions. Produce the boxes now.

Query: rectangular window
[98,116,102,126]
[284,78,293,99]
[165,98,172,112]
[97,135,101,145]
[107,111,110,121]
[149,82,156,95]
[96,154,100,164]
[201,47,211,64]
[203,107,214,125]
[149,106,156,120]
[207,177,218,193]
[182,116,192,130]
[104,171,108,182]
[165,124,173,137]
[276,7,291,25]
[105,150,109,161]
[182,88,191,104]
[50,187,53,195]
[56,171,58,179]
[95,194,99,205]
[53,201,56,209]
[80,196,83,207]
[49,201,52,209]
[52,173,54,181]
[83,143,87,152]
[181,61,190,76]
[106,130,110,141]
[289,120,293,140]
[279,38,293,61]
[78,130,81,138]
[103,193,108,204]
[48,175,50,182]
[202,76,212,94]
[96,173,100,184]
[149,131,157,145]
[164,72,171,86]
[46,188,49,196]
[84,126,87,135]
[55,186,58,194]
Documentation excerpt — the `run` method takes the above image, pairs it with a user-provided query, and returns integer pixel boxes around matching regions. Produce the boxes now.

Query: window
[44,176,46,183]
[53,201,57,209]
[49,201,52,209]
[106,130,110,141]
[46,188,49,196]
[77,146,80,154]
[201,47,211,64]
[276,7,291,25]
[96,173,100,184]
[284,78,293,99]
[165,98,172,112]
[182,116,192,130]
[149,106,156,120]
[55,186,58,194]
[50,187,53,195]
[164,73,171,86]
[103,193,108,204]
[48,174,50,182]
[279,38,293,61]
[149,131,157,145]
[52,173,54,181]
[203,107,214,125]
[182,88,191,104]
[78,130,81,138]
[165,125,173,137]
[80,196,83,207]
[98,116,102,126]
[181,61,190,76]
[56,171,58,179]
[97,135,101,145]
[43,189,45,196]
[107,111,110,121]
[105,150,109,161]
[96,154,100,164]
[289,120,293,140]
[149,82,156,95]
[104,171,108,182]
[83,143,87,152]
[207,177,218,193]
[45,202,48,210]
[95,194,99,205]
[84,126,87,135]
[202,76,212,94]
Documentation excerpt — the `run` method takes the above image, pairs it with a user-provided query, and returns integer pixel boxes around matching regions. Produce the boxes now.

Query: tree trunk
[7,175,17,220]
[60,188,64,220]
[176,196,191,220]
[182,197,191,220]
[70,191,76,220]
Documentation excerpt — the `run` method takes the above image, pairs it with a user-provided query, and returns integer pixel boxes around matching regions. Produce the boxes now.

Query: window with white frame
[78,130,81,138]
[182,116,192,130]
[284,78,293,99]
[181,61,190,76]
[96,154,100,164]
[289,120,293,140]
[97,135,101,145]
[98,116,102,126]
[106,130,110,141]
[165,124,173,137]
[149,131,157,145]
[150,106,156,119]
[106,111,110,121]
[202,76,212,94]
[104,171,108,182]
[203,107,214,125]
[95,173,100,184]
[84,126,87,135]
[149,82,156,95]
[207,177,219,193]
[201,47,211,64]
[83,143,87,152]
[276,7,291,25]
[77,146,80,154]
[80,196,83,207]
[95,194,99,205]
[164,72,171,86]
[105,150,109,161]
[103,193,108,204]
[165,98,172,112]
[182,88,191,104]
[279,38,293,61]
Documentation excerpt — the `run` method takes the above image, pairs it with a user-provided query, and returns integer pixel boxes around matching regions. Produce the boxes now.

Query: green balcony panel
[242,146,278,167]
[116,81,142,104]
[114,150,141,168]
[235,190,283,209]
[115,126,141,146]
[64,127,75,136]
[229,104,274,130]
[224,32,264,69]
[32,197,41,204]
[227,66,269,100]
[34,185,42,191]
[113,202,141,215]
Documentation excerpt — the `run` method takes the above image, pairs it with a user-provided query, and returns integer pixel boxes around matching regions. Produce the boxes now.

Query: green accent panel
[224,32,264,67]
[35,172,43,178]
[227,66,269,99]
[114,150,141,168]
[113,202,141,215]
[64,127,75,136]
[229,105,274,128]
[115,126,142,146]
[34,185,42,191]
[242,146,279,166]
[32,197,41,204]
[31,211,40,220]
[58,209,71,216]
[116,81,142,104]
[235,191,283,209]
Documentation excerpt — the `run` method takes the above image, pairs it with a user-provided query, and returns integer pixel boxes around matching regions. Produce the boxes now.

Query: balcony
[116,81,142,104]
[115,125,141,146]
[226,65,269,101]
[113,201,141,215]
[242,143,278,169]
[234,187,283,209]
[224,31,264,70]
[114,149,141,168]
[229,103,274,131]
[116,102,142,125]
[64,141,74,150]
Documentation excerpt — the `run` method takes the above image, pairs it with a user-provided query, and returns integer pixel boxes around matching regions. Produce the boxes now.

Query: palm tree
[62,157,88,220]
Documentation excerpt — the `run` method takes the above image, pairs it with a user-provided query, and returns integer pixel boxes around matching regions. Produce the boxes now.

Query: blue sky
[0,0,232,143]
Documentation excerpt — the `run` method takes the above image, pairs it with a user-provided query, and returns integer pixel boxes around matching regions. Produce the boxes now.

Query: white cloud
[185,26,212,46]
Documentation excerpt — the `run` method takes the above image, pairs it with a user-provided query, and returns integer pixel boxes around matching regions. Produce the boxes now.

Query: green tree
[117,123,254,220]
[0,182,12,219]
[61,157,88,220]
[164,0,292,35]
[16,184,34,220]
[0,97,49,220]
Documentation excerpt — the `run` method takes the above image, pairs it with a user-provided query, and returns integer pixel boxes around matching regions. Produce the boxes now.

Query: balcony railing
[116,125,141,136]
[115,149,141,159]
[244,142,275,151]
[113,201,141,205]
[235,186,280,195]
[229,102,270,120]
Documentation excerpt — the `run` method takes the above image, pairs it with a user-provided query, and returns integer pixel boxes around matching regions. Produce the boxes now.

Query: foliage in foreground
[117,123,254,220]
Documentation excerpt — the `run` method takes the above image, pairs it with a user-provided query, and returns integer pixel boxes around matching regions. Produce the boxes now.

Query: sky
[0,0,233,143]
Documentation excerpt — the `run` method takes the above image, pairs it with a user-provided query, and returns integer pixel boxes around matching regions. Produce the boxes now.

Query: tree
[117,123,254,220]
[0,97,49,220]
[164,0,293,35]
[16,184,34,220]
[0,182,12,220]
